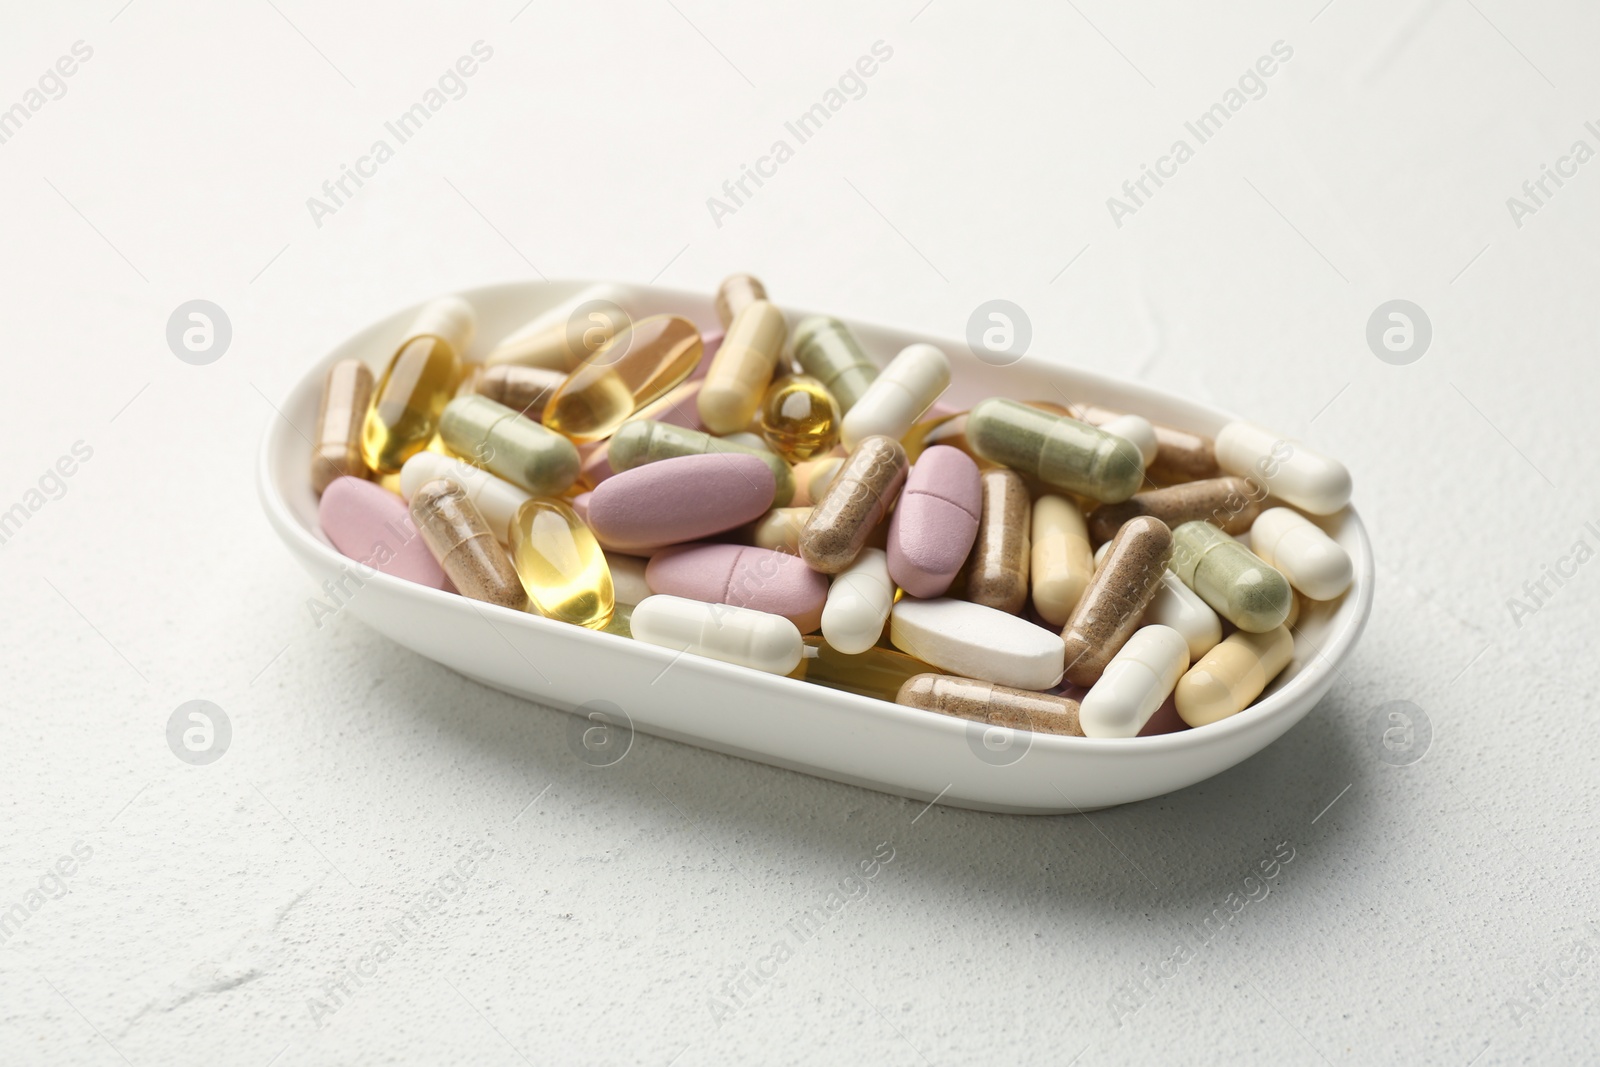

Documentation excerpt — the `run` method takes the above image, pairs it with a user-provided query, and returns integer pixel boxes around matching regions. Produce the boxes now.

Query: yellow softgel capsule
[760,374,840,462]
[542,315,703,443]
[508,499,614,628]
[361,297,475,473]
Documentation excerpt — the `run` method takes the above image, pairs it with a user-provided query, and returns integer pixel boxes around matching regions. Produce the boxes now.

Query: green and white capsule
[966,398,1145,503]
[1170,520,1292,633]
[439,395,580,496]
[606,419,795,506]
[792,316,879,413]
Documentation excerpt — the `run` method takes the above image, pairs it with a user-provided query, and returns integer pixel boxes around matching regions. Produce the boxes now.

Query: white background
[2,1,1597,1064]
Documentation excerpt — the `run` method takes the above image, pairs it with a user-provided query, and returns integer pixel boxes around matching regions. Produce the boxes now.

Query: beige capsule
[1060,515,1173,687]
[966,469,1031,613]
[311,359,374,494]
[699,300,788,435]
[791,454,846,506]
[897,674,1084,736]
[799,435,909,574]
[1030,495,1095,627]
[474,364,567,420]
[409,479,528,610]
[714,273,767,328]
[1069,403,1220,486]
[1175,626,1293,727]
[747,506,812,555]
[1086,476,1265,544]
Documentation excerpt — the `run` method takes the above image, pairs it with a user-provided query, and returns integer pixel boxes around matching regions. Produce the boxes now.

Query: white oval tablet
[399,452,531,543]
[821,548,894,655]
[631,595,802,675]
[1081,625,1190,738]
[840,343,950,449]
[1214,422,1351,515]
[1249,507,1353,601]
[889,597,1065,690]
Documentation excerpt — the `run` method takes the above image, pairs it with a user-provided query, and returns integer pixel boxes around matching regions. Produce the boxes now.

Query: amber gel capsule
[966,469,1031,613]
[362,297,476,473]
[714,273,767,328]
[1060,515,1173,687]
[799,435,910,574]
[792,316,879,413]
[312,359,374,494]
[509,498,613,628]
[1169,520,1292,633]
[966,398,1144,503]
[542,315,703,443]
[897,674,1084,737]
[1086,476,1265,544]
[699,300,788,435]
[761,374,840,462]
[410,480,528,610]
[801,637,932,701]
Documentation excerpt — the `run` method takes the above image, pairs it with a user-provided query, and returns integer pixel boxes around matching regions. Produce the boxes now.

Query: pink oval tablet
[586,453,776,553]
[886,445,981,598]
[318,476,448,589]
[646,543,828,632]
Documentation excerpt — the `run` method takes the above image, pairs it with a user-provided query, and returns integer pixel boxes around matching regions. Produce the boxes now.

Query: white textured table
[2,2,1596,1064]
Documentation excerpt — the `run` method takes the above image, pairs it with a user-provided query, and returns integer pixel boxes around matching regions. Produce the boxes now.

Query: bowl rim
[258,277,1375,757]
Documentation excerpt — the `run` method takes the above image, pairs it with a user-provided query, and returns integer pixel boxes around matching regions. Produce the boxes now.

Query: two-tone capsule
[409,479,527,610]
[1170,520,1292,633]
[792,316,879,413]
[840,344,950,449]
[312,359,374,494]
[1060,515,1172,687]
[439,395,581,496]
[799,435,909,574]
[699,300,788,435]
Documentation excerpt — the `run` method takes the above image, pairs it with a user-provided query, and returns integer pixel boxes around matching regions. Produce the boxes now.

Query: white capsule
[839,343,950,448]
[889,597,1064,690]
[402,295,476,358]
[1144,569,1222,660]
[1081,625,1190,738]
[483,283,631,370]
[604,551,652,606]
[399,452,530,542]
[1215,422,1351,515]
[630,595,802,675]
[821,548,894,654]
[1099,413,1159,468]
[1249,507,1353,600]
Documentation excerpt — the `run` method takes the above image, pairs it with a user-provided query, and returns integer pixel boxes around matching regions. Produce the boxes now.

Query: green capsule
[792,316,879,413]
[1170,520,1292,633]
[966,398,1144,503]
[607,420,795,506]
[439,395,580,496]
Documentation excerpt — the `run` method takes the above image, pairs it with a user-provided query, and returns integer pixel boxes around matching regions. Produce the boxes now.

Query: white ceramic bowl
[258,281,1373,814]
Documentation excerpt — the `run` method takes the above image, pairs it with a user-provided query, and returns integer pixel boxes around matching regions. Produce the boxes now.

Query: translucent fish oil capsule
[509,499,614,628]
[760,374,840,462]
[542,315,703,443]
[362,297,476,473]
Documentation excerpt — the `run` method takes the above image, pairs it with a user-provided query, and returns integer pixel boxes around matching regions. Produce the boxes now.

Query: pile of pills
[313,277,1354,740]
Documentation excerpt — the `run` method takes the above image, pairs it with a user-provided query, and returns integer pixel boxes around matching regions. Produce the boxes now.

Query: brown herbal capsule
[714,273,767,328]
[475,364,567,420]
[966,469,1031,613]
[897,674,1084,736]
[799,435,909,574]
[311,359,374,494]
[1086,476,1265,544]
[1069,403,1220,486]
[409,479,529,610]
[1060,515,1172,686]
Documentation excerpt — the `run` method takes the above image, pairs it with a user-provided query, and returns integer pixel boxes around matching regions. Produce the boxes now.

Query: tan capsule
[714,273,767,328]
[699,300,788,435]
[747,506,812,555]
[1069,403,1220,485]
[1060,515,1172,687]
[966,469,1031,613]
[1086,476,1265,544]
[475,364,567,420]
[311,359,374,494]
[896,674,1084,736]
[1175,626,1293,727]
[409,479,528,610]
[800,436,909,574]
[1030,495,1095,627]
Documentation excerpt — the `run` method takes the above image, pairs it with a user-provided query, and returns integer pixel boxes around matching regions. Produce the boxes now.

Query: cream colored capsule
[1143,569,1222,661]
[1099,414,1159,468]
[1081,625,1190,738]
[749,507,812,555]
[839,343,950,448]
[630,595,802,675]
[1030,495,1095,627]
[484,284,631,370]
[1249,507,1353,601]
[821,548,894,655]
[1215,422,1351,515]
[792,455,845,506]
[1175,626,1294,727]
[699,299,788,434]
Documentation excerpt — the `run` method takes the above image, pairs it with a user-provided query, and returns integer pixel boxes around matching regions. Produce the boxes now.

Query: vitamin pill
[606,420,795,507]
[409,479,528,609]
[820,547,894,654]
[896,674,1083,737]
[801,637,932,701]
[966,468,1031,614]
[1249,507,1353,601]
[1170,520,1292,633]
[587,453,775,554]
[399,452,531,542]
[543,315,703,443]
[1215,421,1352,515]
[791,316,879,413]
[799,435,910,574]
[439,395,581,495]
[311,359,374,494]
[714,273,767,328]
[698,300,788,435]
[840,343,951,449]
[361,297,475,473]
[605,551,652,606]
[1175,626,1293,727]
[887,445,982,598]
[1080,625,1190,738]
[760,374,840,461]
[484,283,631,370]
[509,498,614,628]
[791,455,845,506]
[631,594,802,675]
[1142,569,1223,662]
[318,476,448,588]
[720,432,773,453]
[475,364,567,419]
[1060,515,1173,687]
[647,543,827,632]
[747,506,812,555]
[966,398,1144,503]
[1098,413,1159,469]
[1086,476,1265,544]
[1030,495,1095,627]
[890,597,1065,691]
